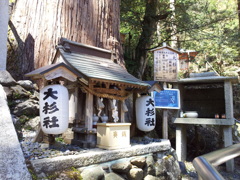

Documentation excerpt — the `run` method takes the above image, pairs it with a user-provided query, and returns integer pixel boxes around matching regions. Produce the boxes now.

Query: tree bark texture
[237,0,240,61]
[8,0,123,80]
[135,0,169,79]
[0,0,9,70]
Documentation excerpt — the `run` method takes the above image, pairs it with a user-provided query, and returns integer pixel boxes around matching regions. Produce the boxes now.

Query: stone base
[30,140,171,175]
[97,144,131,150]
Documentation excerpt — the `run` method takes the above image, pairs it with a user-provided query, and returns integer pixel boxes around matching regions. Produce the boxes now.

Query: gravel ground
[20,130,89,161]
[20,130,163,161]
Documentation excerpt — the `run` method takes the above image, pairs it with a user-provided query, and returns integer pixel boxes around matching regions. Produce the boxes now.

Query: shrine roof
[144,81,163,93]
[178,76,239,84]
[149,45,182,54]
[25,62,81,78]
[26,38,149,88]
[54,39,149,87]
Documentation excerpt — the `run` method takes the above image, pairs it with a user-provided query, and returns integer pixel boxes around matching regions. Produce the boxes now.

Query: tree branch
[153,12,171,21]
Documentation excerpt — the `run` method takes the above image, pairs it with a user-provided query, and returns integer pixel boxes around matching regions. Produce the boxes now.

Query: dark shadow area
[7,20,35,80]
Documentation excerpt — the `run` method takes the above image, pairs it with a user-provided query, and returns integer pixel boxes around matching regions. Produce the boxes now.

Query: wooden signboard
[153,47,179,82]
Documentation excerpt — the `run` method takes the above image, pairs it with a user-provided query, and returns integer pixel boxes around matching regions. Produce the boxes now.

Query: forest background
[120,0,240,80]
[6,0,240,81]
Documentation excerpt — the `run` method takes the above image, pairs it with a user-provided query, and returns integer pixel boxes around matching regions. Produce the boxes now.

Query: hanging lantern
[39,84,69,134]
[136,95,156,132]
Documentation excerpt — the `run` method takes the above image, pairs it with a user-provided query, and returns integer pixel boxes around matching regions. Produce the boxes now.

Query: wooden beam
[44,66,78,82]
[93,87,130,96]
[90,78,145,90]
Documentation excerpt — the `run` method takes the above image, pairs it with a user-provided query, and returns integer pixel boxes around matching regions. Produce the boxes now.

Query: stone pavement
[0,85,31,179]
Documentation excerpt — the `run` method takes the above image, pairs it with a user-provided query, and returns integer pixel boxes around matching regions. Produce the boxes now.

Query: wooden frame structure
[26,38,149,147]
[174,75,239,172]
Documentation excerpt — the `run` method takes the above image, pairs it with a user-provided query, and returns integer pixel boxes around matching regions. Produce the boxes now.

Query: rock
[130,156,146,168]
[179,161,188,175]
[104,172,125,180]
[11,85,31,99]
[155,159,165,177]
[144,155,155,176]
[30,90,39,100]
[111,161,132,174]
[17,80,35,90]
[155,154,181,180]
[62,128,74,144]
[0,70,17,86]
[144,175,159,180]
[13,99,39,116]
[128,168,143,180]
[11,114,19,124]
[101,164,110,173]
[37,172,47,179]
[24,116,40,131]
[80,166,104,180]
[3,86,13,98]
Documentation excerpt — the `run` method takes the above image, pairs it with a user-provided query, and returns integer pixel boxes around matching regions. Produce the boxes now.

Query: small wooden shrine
[26,38,149,148]
[174,72,239,171]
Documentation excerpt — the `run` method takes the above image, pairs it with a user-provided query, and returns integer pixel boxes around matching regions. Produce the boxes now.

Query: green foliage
[19,115,30,124]
[55,136,64,143]
[120,0,240,78]
[12,92,22,99]
[172,0,239,75]
[121,0,172,79]
[28,168,38,180]
[65,167,82,180]
[45,172,61,180]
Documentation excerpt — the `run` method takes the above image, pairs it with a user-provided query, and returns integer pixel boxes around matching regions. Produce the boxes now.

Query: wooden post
[74,87,79,123]
[69,89,75,124]
[224,80,234,172]
[176,124,187,161]
[162,82,168,139]
[162,109,168,139]
[131,93,137,137]
[118,100,125,123]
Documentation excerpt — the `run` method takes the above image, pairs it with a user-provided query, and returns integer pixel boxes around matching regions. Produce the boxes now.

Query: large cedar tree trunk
[135,0,169,79]
[8,0,123,80]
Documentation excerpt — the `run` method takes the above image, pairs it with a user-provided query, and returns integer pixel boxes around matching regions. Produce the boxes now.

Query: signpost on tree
[150,43,181,139]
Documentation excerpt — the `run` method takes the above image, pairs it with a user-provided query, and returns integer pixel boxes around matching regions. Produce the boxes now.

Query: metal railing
[193,143,240,180]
